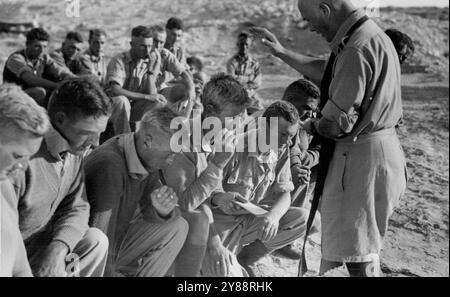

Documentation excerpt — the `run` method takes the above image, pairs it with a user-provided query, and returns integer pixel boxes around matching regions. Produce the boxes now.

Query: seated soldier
[3,28,75,107]
[50,31,90,76]
[161,73,250,277]
[0,85,50,277]
[85,107,188,277]
[164,17,187,66]
[277,78,321,259]
[151,25,195,117]
[227,32,263,115]
[186,56,208,112]
[204,101,313,277]
[79,29,108,85]
[385,29,415,65]
[9,77,111,277]
[106,26,167,135]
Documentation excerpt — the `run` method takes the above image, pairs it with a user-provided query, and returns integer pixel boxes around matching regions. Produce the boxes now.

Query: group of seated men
[1,13,415,277]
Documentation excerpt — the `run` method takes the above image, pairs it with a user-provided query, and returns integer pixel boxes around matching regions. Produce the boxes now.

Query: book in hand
[233,195,268,217]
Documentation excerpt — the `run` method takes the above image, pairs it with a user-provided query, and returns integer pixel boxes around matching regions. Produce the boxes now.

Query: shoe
[237,240,270,277]
[275,244,302,260]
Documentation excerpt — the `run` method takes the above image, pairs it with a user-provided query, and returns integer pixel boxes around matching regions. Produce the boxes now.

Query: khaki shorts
[320,129,407,263]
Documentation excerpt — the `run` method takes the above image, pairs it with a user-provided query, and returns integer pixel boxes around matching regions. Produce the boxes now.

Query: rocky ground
[0,0,448,277]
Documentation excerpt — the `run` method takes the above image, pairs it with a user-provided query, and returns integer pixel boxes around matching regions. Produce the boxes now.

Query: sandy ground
[0,0,448,277]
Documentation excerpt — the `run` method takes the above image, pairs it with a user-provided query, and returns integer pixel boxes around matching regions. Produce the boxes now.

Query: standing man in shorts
[253,0,407,276]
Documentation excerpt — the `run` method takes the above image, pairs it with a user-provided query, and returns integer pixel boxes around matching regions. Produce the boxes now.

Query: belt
[336,128,397,145]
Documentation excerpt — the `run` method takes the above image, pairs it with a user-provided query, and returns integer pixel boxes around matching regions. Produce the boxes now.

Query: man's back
[0,180,32,277]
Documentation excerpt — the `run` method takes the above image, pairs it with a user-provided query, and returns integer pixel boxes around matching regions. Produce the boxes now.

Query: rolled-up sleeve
[163,152,223,212]
[165,52,185,77]
[270,149,294,194]
[106,55,126,87]
[6,54,33,78]
[321,47,373,134]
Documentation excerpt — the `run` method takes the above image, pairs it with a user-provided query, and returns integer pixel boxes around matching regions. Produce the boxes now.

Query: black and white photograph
[0,0,448,287]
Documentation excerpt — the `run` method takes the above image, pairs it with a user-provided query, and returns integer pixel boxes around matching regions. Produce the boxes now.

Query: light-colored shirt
[50,49,90,76]
[227,54,262,90]
[10,126,89,252]
[222,147,294,205]
[321,9,402,142]
[165,44,187,66]
[106,50,160,94]
[0,180,32,277]
[85,134,180,268]
[162,151,223,213]
[156,48,186,90]
[79,49,108,85]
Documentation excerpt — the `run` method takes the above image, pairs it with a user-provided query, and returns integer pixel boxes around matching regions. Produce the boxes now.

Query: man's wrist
[274,46,287,58]
[48,240,69,258]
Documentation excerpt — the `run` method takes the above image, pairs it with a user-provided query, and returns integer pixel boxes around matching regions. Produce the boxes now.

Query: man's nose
[88,134,100,148]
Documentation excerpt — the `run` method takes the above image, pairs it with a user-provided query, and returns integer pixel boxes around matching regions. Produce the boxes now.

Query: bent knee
[111,96,131,110]
[84,227,109,255]
[183,210,210,229]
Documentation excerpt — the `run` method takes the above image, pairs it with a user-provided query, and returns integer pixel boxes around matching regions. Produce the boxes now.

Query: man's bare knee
[111,96,131,112]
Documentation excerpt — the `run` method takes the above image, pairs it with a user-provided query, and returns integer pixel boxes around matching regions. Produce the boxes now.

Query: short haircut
[89,29,107,40]
[150,25,166,36]
[186,56,204,72]
[65,31,84,43]
[282,79,320,103]
[263,101,300,126]
[166,17,184,31]
[47,77,113,122]
[131,26,153,38]
[26,28,50,43]
[202,73,251,115]
[0,84,50,139]
[140,106,181,135]
[385,28,415,53]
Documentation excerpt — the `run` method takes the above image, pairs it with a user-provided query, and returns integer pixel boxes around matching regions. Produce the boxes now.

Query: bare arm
[250,27,326,82]
[21,72,59,89]
[108,82,166,103]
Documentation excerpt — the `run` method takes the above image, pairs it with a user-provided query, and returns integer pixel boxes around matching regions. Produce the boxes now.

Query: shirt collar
[44,126,72,161]
[330,9,367,54]
[85,49,104,62]
[235,54,251,64]
[119,133,149,180]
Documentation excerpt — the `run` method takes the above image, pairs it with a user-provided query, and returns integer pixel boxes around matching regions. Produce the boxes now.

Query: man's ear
[319,3,331,18]
[143,134,153,149]
[203,104,216,117]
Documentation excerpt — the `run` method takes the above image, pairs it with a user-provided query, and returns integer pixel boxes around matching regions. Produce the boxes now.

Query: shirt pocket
[225,167,254,199]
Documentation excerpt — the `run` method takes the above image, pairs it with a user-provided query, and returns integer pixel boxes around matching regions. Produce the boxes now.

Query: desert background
[0,0,448,277]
